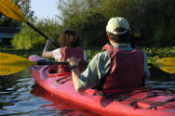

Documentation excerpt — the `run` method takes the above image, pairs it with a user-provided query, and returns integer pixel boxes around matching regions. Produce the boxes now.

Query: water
[0,69,174,116]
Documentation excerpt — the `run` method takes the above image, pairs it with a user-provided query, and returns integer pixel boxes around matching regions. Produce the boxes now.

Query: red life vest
[102,44,144,90]
[58,47,85,73]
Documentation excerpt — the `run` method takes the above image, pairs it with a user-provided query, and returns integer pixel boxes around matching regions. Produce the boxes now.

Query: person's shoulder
[93,51,110,60]
[134,48,147,58]
[52,48,61,52]
[89,50,110,66]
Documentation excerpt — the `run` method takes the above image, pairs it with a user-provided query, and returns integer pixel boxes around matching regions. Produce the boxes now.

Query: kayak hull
[29,55,175,116]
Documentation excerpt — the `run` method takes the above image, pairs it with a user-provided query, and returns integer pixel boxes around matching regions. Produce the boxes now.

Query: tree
[57,0,175,47]
[17,0,34,22]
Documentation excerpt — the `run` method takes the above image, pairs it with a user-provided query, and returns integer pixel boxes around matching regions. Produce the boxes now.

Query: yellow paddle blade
[0,0,27,23]
[0,61,37,75]
[157,57,175,66]
[0,52,27,63]
[0,52,36,75]
[156,57,175,74]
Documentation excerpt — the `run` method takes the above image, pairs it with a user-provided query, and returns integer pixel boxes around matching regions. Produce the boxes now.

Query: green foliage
[85,47,175,61]
[79,12,108,48]
[12,24,41,49]
[0,15,21,27]
[57,0,175,47]
[11,19,62,49]
[58,0,108,48]
[86,49,100,60]
[18,0,34,21]
[5,0,175,49]
[153,24,175,47]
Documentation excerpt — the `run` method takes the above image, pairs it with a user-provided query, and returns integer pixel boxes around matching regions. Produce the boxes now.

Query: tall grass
[11,19,63,49]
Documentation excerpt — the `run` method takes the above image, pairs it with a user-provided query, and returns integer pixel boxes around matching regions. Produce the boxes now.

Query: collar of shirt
[111,43,133,51]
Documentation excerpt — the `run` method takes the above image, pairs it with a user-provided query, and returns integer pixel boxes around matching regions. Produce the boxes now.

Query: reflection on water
[0,69,175,116]
[0,70,101,116]
[145,80,175,92]
[31,85,101,116]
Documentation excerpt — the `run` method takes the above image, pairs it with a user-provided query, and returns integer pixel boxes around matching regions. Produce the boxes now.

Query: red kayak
[29,55,175,116]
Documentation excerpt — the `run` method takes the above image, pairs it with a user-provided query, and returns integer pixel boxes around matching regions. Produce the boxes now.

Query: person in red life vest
[42,29,87,73]
[67,17,150,92]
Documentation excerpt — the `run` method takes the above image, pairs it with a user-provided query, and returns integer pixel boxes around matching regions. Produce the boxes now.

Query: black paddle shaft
[37,61,89,65]
[27,22,59,47]
[37,62,152,66]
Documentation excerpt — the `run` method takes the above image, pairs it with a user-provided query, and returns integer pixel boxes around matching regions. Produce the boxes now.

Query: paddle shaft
[27,22,59,47]
[37,61,89,65]
[37,61,152,66]
[148,63,152,66]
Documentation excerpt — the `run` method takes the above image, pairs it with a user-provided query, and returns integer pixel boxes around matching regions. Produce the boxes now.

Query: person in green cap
[67,17,150,92]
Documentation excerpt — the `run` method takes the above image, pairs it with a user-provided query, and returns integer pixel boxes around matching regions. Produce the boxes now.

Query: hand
[67,57,80,66]
[47,38,54,44]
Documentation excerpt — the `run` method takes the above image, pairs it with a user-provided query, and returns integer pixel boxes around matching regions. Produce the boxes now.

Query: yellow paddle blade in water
[156,57,175,74]
[0,52,36,75]
[0,0,27,23]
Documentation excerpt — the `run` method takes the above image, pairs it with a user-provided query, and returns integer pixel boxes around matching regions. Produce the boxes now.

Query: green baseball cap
[106,17,130,35]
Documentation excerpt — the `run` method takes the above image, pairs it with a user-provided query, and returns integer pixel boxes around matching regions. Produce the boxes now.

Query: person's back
[58,47,85,73]
[102,44,144,90]
[67,17,150,92]
[42,29,87,73]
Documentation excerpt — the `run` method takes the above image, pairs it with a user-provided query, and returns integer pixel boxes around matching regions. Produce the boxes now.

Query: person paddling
[42,29,87,73]
[67,17,150,92]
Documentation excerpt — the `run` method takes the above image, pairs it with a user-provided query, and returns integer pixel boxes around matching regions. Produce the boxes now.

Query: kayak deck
[29,55,175,116]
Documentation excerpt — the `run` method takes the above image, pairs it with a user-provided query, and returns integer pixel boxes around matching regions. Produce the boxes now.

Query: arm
[42,38,54,58]
[83,50,87,61]
[68,51,111,92]
[67,57,82,92]
[143,52,150,78]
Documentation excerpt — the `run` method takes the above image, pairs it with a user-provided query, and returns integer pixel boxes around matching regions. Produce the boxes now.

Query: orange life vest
[102,44,144,90]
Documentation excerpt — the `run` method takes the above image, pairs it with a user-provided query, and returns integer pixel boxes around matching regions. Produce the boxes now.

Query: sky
[30,0,61,20]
